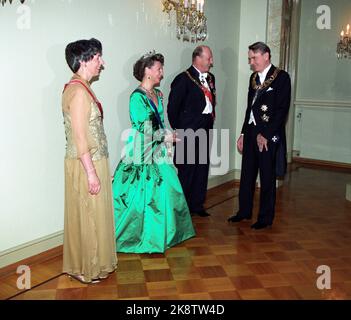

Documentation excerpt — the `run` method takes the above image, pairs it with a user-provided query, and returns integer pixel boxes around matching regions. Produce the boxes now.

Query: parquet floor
[1,164,351,300]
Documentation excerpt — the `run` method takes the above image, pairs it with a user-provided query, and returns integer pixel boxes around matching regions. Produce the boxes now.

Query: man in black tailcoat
[228,42,291,229]
[167,46,216,217]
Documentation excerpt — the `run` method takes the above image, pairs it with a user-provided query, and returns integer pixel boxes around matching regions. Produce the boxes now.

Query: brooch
[272,136,279,143]
[261,105,268,112]
[261,114,270,122]
[157,91,163,101]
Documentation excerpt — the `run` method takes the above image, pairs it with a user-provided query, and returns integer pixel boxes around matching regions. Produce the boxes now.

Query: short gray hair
[192,45,210,62]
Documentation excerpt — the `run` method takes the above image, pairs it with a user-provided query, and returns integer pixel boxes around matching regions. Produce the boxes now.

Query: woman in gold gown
[62,38,117,284]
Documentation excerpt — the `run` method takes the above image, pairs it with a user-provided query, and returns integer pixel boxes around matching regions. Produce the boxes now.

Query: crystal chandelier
[337,23,351,59]
[162,0,207,42]
[1,0,25,5]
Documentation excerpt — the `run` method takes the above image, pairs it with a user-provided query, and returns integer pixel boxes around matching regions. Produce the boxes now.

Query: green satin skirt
[112,161,196,253]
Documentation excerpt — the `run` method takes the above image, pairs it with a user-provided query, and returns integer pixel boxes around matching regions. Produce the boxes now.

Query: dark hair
[133,52,164,81]
[248,42,271,59]
[65,38,102,73]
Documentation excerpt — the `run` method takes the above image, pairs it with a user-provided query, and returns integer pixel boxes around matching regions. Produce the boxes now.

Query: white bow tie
[200,73,208,78]
[199,73,208,82]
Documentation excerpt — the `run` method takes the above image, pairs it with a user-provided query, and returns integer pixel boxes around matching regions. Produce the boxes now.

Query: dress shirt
[193,65,213,114]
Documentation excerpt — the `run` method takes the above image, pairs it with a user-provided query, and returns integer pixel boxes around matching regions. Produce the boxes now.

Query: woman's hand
[87,171,101,195]
[164,131,180,143]
[80,152,100,195]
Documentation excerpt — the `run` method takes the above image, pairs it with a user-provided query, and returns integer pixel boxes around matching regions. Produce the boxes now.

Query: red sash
[185,70,215,119]
[63,79,103,119]
[201,86,215,119]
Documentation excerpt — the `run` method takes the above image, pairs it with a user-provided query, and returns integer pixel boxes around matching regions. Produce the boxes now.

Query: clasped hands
[256,133,268,152]
[236,133,268,153]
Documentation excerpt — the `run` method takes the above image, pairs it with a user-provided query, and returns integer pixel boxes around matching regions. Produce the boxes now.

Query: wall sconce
[1,0,25,5]
[162,0,207,42]
[337,23,351,59]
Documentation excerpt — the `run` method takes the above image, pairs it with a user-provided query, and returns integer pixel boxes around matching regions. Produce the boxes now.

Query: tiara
[141,50,156,59]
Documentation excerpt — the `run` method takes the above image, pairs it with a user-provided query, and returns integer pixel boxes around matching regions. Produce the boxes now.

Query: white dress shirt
[258,63,272,85]
[193,65,213,114]
[248,64,272,125]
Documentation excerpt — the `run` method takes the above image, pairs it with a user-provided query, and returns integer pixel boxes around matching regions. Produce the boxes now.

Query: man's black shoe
[250,221,272,230]
[227,214,250,222]
[193,210,211,217]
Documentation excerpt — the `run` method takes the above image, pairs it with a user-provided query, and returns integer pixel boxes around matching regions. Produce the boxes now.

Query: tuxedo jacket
[167,66,216,131]
[241,65,291,176]
[242,65,291,140]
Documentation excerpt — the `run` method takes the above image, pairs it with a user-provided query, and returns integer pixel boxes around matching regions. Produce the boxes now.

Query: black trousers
[238,125,277,225]
[174,127,211,213]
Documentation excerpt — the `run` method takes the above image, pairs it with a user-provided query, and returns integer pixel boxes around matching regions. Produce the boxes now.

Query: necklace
[139,86,156,98]
[251,68,280,91]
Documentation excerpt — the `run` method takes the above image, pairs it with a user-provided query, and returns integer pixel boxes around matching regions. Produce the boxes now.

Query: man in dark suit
[167,46,216,217]
[228,42,291,229]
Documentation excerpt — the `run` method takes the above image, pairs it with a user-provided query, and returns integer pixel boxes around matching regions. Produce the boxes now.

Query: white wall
[293,0,351,163]
[234,0,268,169]
[0,0,243,261]
[294,104,351,162]
[297,0,351,101]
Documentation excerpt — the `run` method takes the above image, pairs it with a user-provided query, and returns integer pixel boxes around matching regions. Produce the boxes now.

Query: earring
[147,76,151,80]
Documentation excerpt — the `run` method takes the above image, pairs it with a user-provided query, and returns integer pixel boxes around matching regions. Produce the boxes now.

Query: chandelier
[337,24,351,59]
[1,0,25,5]
[162,0,207,42]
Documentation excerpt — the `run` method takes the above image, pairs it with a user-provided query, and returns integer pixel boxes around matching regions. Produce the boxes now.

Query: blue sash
[134,88,164,129]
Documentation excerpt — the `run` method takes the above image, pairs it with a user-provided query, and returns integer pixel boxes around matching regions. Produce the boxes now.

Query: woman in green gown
[112,52,195,253]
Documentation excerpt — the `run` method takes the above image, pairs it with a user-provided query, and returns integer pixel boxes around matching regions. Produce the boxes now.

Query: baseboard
[208,169,241,189]
[346,183,351,202]
[292,157,351,171]
[0,231,64,271]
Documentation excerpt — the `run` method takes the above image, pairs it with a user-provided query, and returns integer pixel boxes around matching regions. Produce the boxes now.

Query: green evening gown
[112,88,195,253]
